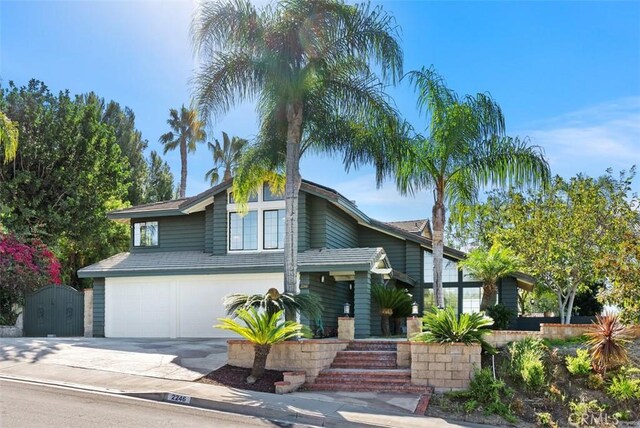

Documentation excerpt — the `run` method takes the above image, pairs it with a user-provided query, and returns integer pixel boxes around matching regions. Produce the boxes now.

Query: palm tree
[458,244,522,310]
[371,284,412,337]
[192,0,404,297]
[216,307,310,383]
[205,132,248,185]
[159,106,206,198]
[223,287,323,321]
[396,68,549,308]
[0,111,19,164]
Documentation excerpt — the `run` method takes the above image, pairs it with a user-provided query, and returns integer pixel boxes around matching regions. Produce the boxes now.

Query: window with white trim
[133,221,158,247]
[227,184,285,252]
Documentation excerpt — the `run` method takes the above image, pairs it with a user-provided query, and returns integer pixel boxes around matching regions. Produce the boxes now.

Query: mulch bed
[199,364,284,394]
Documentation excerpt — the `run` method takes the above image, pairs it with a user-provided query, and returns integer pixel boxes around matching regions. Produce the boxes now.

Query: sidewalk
[0,338,475,427]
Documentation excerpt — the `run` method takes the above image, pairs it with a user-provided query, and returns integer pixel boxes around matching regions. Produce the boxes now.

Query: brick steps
[309,341,428,394]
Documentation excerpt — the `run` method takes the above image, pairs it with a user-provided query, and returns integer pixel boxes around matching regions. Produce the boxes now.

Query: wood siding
[499,277,519,320]
[308,195,327,248]
[354,271,371,338]
[358,226,406,270]
[325,204,358,249]
[93,278,105,337]
[130,212,205,253]
[212,192,227,255]
[306,274,352,334]
[298,192,310,252]
[204,204,213,253]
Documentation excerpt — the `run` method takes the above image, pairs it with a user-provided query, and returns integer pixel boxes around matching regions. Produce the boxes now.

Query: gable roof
[386,219,431,236]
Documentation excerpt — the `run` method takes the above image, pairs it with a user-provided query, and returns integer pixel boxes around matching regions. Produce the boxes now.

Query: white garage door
[105,273,284,338]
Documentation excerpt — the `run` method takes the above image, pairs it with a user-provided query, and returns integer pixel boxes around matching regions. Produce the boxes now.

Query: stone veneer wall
[0,313,23,337]
[227,339,349,382]
[410,343,481,392]
[397,341,411,368]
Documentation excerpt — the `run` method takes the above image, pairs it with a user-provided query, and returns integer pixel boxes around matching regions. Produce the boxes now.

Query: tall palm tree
[0,111,19,164]
[458,244,522,310]
[205,131,248,185]
[159,105,206,198]
[396,68,549,309]
[192,0,404,298]
[216,307,310,383]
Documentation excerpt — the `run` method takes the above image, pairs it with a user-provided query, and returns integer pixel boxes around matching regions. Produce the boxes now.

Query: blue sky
[2,0,639,221]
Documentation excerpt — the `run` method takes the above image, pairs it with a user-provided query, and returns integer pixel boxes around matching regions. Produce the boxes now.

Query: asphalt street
[0,379,313,428]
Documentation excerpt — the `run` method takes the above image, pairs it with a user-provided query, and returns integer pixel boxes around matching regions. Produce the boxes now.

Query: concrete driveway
[0,337,228,381]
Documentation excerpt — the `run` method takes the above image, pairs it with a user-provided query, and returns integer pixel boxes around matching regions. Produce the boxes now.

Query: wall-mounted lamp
[412,302,419,318]
[320,275,325,283]
[343,302,351,317]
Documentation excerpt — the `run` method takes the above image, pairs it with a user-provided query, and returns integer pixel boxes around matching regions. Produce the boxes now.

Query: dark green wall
[130,212,205,253]
[499,277,519,318]
[306,273,352,334]
[204,204,213,253]
[308,195,327,248]
[325,204,358,249]
[93,279,105,337]
[358,226,406,270]
[212,192,227,255]
[298,192,310,252]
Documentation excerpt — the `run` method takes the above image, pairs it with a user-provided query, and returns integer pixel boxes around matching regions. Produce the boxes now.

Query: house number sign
[165,393,191,405]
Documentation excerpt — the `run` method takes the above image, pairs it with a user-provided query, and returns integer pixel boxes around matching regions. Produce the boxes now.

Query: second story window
[227,184,285,252]
[133,221,158,247]
[229,211,258,251]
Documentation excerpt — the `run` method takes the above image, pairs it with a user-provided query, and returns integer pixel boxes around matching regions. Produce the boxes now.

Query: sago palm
[192,0,404,297]
[159,105,206,198]
[395,67,549,308]
[0,111,18,164]
[223,287,323,321]
[458,244,522,310]
[371,284,412,336]
[216,307,310,383]
[205,131,248,185]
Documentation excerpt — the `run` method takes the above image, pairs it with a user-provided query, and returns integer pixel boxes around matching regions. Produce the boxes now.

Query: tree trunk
[248,344,271,383]
[179,140,187,198]
[480,282,498,311]
[432,196,446,309]
[223,166,232,182]
[565,283,578,324]
[284,102,303,320]
[380,309,392,336]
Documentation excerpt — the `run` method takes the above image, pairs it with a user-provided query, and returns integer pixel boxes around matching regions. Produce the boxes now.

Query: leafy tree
[370,283,412,336]
[395,68,549,309]
[216,308,310,383]
[223,287,323,321]
[0,233,61,324]
[458,244,522,310]
[0,80,130,286]
[0,111,18,164]
[192,0,404,298]
[159,105,206,198]
[497,170,637,323]
[146,150,174,202]
[205,132,248,185]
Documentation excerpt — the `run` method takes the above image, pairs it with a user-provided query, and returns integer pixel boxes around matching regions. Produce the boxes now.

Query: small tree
[458,244,522,310]
[216,308,309,383]
[0,111,18,164]
[223,288,323,321]
[371,284,412,337]
[0,233,61,324]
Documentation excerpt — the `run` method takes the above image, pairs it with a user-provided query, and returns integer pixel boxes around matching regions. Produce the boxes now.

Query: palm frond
[223,288,323,321]
[216,307,309,345]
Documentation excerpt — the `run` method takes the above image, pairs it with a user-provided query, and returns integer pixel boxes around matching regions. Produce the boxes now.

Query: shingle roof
[77,247,387,278]
[386,219,430,234]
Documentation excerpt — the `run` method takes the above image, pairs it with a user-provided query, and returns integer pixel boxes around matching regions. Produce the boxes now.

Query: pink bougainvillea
[0,233,62,324]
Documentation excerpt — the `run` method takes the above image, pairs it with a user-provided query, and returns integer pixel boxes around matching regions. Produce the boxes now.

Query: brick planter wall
[397,341,411,368]
[486,330,542,348]
[227,339,349,383]
[410,343,481,392]
[540,323,592,340]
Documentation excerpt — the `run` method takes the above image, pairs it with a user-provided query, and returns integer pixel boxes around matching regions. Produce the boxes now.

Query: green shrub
[412,307,495,353]
[586,373,605,390]
[607,373,640,402]
[521,355,545,390]
[449,368,516,423]
[536,411,558,428]
[566,349,593,376]
[568,400,605,427]
[485,304,515,330]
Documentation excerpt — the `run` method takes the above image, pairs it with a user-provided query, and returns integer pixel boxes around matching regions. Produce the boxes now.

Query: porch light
[412,302,419,318]
[343,302,351,317]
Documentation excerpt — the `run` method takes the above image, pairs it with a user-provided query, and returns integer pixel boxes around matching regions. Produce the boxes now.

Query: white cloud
[521,97,640,183]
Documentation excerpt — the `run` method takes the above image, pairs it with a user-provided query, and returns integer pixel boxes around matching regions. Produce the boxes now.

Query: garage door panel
[105,273,284,338]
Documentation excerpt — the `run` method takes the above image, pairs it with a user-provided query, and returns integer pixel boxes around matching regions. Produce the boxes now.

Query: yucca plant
[585,312,631,375]
[412,307,495,353]
[371,284,412,336]
[216,307,310,383]
[224,288,323,321]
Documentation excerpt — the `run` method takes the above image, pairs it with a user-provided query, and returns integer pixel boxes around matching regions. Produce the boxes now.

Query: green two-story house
[78,179,533,338]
